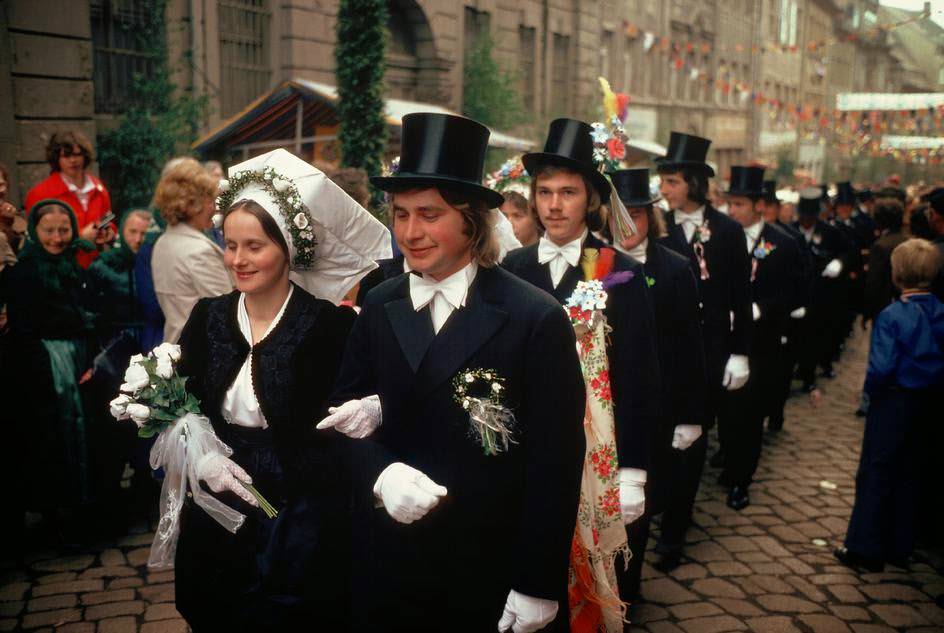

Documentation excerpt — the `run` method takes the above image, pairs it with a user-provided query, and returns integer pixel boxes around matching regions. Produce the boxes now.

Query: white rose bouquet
[110,343,277,569]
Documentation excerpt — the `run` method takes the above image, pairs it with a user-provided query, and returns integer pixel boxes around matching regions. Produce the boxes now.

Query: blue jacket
[865,293,944,394]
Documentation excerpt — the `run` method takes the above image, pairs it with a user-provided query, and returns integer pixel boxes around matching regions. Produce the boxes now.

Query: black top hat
[610,169,660,207]
[834,181,856,206]
[655,131,715,177]
[819,184,829,201]
[762,180,780,204]
[370,113,504,209]
[522,119,612,200]
[725,166,765,198]
[798,187,823,217]
[923,187,944,213]
[856,188,874,202]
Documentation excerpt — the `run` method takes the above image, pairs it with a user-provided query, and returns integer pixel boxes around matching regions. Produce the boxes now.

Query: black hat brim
[616,195,662,207]
[654,159,716,178]
[370,174,505,209]
[725,188,764,198]
[521,153,612,200]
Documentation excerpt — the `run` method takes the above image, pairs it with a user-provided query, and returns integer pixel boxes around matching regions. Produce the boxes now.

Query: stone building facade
[0,0,933,206]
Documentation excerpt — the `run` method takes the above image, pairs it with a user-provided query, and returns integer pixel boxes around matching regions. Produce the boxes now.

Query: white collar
[60,173,95,195]
[745,220,764,242]
[674,205,705,224]
[236,285,294,345]
[614,237,648,264]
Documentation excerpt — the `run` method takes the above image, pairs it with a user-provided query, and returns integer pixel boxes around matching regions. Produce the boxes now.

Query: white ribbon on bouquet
[146,413,246,569]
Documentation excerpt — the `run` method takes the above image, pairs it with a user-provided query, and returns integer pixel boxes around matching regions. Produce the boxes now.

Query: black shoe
[709,449,726,468]
[855,407,867,418]
[726,485,750,511]
[652,551,682,573]
[833,547,884,572]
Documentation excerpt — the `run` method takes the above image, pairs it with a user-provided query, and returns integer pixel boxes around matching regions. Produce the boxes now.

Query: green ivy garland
[218,167,317,270]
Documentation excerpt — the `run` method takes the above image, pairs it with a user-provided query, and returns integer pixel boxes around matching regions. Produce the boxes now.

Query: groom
[325,113,586,633]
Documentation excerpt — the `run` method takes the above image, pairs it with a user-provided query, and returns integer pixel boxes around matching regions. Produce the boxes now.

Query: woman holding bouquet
[3,199,98,542]
[172,149,390,631]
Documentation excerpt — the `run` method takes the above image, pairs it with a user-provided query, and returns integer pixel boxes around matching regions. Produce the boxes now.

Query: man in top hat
[761,180,811,432]
[829,182,867,367]
[654,131,753,568]
[503,119,661,547]
[718,166,804,509]
[607,167,706,598]
[325,113,586,632]
[793,187,852,393]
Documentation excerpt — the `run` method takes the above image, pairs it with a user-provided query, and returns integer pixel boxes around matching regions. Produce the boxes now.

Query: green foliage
[96,0,208,212]
[335,0,388,208]
[462,32,526,131]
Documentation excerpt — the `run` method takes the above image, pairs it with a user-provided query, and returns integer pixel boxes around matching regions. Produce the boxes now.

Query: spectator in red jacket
[24,130,115,268]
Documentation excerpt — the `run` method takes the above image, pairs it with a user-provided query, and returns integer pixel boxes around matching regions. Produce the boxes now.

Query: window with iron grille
[219,0,272,118]
[91,0,157,114]
[550,34,571,116]
[519,26,536,113]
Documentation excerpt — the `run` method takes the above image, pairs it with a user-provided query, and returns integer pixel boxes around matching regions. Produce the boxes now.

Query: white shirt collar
[673,205,705,225]
[537,228,587,287]
[745,220,764,243]
[614,237,648,264]
[409,260,478,334]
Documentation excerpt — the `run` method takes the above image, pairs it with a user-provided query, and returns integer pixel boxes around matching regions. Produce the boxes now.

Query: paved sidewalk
[1,329,942,632]
[629,330,944,632]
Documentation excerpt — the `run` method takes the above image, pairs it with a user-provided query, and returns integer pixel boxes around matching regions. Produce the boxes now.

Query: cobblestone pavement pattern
[0,330,942,632]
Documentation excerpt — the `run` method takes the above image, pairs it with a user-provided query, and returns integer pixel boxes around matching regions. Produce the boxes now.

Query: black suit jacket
[660,206,753,362]
[331,265,585,625]
[502,232,662,470]
[750,222,804,353]
[864,231,908,321]
[355,256,405,306]
[794,219,852,311]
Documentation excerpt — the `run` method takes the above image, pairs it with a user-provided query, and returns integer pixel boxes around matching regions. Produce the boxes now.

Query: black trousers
[845,387,931,563]
[657,434,708,553]
[768,319,801,425]
[619,514,651,599]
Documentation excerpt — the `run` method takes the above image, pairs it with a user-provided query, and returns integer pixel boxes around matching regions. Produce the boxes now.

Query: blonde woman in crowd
[151,158,232,343]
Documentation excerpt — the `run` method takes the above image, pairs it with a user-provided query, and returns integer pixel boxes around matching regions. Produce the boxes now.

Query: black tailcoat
[174,287,357,632]
[502,232,662,470]
[639,241,706,511]
[331,265,585,632]
[355,255,405,305]
[751,222,805,351]
[864,231,908,322]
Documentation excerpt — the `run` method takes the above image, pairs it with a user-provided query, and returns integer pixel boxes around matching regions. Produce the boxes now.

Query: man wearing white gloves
[794,188,855,393]
[654,132,753,571]
[720,166,804,510]
[607,168,708,597]
[325,113,585,633]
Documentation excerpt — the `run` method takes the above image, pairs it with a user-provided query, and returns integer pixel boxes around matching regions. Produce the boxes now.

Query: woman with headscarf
[3,199,98,542]
[171,149,390,631]
[88,209,152,334]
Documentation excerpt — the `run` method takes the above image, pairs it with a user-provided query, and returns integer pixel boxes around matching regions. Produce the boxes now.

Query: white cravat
[614,237,648,264]
[800,225,814,243]
[673,206,705,243]
[409,261,478,334]
[745,220,763,253]
[538,229,587,288]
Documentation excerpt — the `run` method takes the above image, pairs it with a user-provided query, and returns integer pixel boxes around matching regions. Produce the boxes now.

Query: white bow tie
[538,237,582,288]
[409,270,471,333]
[676,210,703,227]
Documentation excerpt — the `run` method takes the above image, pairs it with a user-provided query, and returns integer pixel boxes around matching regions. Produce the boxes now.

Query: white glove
[619,468,647,525]
[195,453,258,506]
[752,303,761,321]
[497,589,558,633]
[790,306,807,319]
[722,354,750,391]
[316,395,381,438]
[822,258,842,278]
[373,462,447,524]
[672,424,703,450]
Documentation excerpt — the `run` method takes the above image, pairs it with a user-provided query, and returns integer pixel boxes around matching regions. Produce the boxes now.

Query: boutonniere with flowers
[452,368,516,456]
[217,167,316,270]
[566,248,635,339]
[110,343,277,568]
[690,223,712,280]
[753,240,776,259]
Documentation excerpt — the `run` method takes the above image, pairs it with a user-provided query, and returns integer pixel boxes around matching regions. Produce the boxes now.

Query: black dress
[173,286,356,632]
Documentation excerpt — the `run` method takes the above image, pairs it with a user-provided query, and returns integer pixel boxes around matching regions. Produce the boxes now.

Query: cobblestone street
[1,330,942,632]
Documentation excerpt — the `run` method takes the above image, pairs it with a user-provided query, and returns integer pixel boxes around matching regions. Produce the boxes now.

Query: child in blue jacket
[836,238,944,572]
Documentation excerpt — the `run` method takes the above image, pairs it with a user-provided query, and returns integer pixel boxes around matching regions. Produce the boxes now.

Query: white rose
[129,353,145,365]
[218,179,230,193]
[155,357,174,379]
[123,364,150,392]
[212,213,223,229]
[110,395,132,420]
[119,383,134,394]
[126,403,151,425]
[273,177,291,193]
[293,212,309,230]
[153,342,182,363]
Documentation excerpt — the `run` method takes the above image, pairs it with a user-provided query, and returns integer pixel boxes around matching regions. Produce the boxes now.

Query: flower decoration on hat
[589,78,631,173]
[217,167,317,271]
[485,157,530,198]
